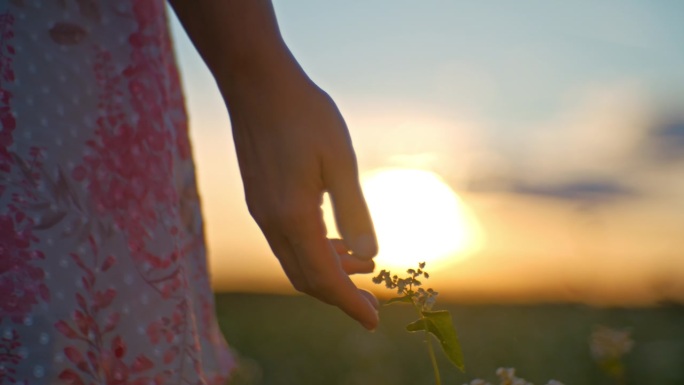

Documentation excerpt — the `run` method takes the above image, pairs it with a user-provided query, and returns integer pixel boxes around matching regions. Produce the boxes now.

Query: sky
[167,1,684,305]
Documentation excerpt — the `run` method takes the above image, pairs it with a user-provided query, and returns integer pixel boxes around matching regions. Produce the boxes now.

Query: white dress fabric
[0,1,235,384]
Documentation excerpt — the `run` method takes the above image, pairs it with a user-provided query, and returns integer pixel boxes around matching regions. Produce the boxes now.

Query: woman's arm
[169,0,380,330]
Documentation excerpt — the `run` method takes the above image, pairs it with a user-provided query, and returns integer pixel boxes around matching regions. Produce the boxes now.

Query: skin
[169,0,380,330]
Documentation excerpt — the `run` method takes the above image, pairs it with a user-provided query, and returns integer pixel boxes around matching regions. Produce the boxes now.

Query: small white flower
[496,367,516,380]
[465,380,490,385]
[589,325,634,362]
[512,379,531,385]
[425,295,437,310]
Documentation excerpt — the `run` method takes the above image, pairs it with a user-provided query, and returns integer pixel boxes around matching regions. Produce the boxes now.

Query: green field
[215,293,684,385]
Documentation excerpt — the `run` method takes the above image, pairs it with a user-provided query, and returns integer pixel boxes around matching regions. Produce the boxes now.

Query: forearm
[170,0,379,331]
[168,0,309,101]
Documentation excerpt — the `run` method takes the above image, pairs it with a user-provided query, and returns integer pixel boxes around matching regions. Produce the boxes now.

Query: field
[215,293,684,385]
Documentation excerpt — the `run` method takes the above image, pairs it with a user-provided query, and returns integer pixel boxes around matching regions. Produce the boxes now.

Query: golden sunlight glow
[359,168,481,270]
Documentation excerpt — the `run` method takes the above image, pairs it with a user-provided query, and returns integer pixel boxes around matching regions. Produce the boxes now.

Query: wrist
[215,43,309,93]
[216,48,315,120]
[171,0,311,103]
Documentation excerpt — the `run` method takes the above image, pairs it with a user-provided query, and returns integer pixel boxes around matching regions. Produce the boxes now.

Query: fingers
[319,115,377,259]
[324,159,378,260]
[255,196,378,330]
[330,238,349,254]
[359,289,379,311]
[331,239,375,274]
[281,206,379,330]
[338,252,375,274]
[261,229,308,292]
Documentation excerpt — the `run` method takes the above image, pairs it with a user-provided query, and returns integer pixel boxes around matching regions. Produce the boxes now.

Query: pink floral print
[0,10,48,320]
[0,1,234,384]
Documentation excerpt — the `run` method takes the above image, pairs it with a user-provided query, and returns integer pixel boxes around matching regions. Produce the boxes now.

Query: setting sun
[356,168,481,270]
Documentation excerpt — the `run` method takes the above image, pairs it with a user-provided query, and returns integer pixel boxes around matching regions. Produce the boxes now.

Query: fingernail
[364,310,379,332]
[352,234,377,258]
[370,297,380,311]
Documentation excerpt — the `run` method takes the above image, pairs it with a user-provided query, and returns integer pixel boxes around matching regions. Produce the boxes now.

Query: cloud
[464,83,684,205]
[510,179,635,203]
[518,83,649,182]
[644,116,684,163]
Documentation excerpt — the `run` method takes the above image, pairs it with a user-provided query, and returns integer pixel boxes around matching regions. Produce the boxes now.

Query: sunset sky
[168,1,684,305]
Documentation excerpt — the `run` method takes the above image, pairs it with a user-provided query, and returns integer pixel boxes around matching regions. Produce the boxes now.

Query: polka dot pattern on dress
[0,2,234,384]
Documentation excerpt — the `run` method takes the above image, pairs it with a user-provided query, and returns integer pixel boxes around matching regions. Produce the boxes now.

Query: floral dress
[0,1,235,384]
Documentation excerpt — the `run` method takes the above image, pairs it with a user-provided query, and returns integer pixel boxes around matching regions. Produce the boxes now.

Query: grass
[215,293,684,385]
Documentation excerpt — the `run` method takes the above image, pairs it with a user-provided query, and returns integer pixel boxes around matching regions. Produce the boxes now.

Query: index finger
[284,205,379,330]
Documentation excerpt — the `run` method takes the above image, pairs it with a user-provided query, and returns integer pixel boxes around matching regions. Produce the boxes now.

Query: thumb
[327,170,378,260]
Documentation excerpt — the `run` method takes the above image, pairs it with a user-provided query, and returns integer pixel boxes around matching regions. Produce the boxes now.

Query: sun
[325,168,482,271]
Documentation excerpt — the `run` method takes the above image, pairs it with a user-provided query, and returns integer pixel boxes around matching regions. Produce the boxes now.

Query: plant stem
[425,330,441,385]
[411,293,441,385]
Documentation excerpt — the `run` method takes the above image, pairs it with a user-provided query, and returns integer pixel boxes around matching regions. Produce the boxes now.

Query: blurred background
[168,1,684,384]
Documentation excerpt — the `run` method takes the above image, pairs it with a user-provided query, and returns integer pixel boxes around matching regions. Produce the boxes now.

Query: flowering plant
[464,367,565,385]
[589,325,633,385]
[372,262,464,385]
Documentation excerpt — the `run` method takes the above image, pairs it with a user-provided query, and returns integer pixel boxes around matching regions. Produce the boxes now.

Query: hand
[225,75,380,330]
[170,0,380,330]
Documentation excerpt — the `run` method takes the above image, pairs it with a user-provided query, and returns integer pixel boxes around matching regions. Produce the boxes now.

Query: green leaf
[384,294,413,306]
[406,310,465,371]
